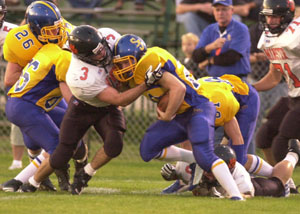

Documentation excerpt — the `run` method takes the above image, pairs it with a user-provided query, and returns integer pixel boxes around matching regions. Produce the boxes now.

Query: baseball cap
[212,0,232,6]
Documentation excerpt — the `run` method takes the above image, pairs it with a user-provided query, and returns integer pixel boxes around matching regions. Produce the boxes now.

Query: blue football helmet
[0,0,7,28]
[113,34,147,82]
[26,1,66,47]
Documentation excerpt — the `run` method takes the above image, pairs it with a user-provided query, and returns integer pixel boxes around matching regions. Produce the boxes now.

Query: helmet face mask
[68,25,112,67]
[113,56,136,82]
[113,34,147,82]
[259,0,295,35]
[38,18,66,45]
[26,1,66,47]
[0,0,7,28]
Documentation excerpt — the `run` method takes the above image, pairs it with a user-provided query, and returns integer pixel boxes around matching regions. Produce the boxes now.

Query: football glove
[145,63,163,87]
[161,163,178,181]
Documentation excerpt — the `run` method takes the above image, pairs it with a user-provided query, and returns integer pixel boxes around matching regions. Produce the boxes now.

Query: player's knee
[139,146,156,162]
[104,141,123,158]
[139,152,153,162]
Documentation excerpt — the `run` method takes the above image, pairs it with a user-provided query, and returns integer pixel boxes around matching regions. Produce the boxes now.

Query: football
[157,92,169,112]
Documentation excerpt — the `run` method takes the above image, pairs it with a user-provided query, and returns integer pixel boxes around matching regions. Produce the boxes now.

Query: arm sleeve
[213,49,242,66]
[192,47,210,63]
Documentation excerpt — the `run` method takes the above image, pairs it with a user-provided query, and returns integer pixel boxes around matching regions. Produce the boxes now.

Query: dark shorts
[50,96,126,169]
[252,177,284,197]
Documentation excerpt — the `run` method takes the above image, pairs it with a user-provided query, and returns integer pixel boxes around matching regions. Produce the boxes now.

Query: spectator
[175,0,214,38]
[192,0,259,163]
[175,0,254,38]
[180,33,207,79]
[6,0,19,5]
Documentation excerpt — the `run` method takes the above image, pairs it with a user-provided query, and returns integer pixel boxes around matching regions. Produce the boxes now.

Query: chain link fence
[0,61,288,159]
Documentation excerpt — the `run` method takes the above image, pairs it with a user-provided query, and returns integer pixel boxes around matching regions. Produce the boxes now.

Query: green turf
[0,154,300,214]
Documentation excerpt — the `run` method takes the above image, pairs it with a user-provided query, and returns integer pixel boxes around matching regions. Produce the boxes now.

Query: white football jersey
[0,21,18,57]
[258,17,300,97]
[232,162,255,197]
[66,28,121,107]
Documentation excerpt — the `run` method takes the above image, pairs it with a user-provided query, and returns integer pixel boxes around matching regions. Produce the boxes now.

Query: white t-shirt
[66,28,121,107]
[258,16,300,97]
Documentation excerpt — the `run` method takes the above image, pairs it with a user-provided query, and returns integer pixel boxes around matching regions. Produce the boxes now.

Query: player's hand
[157,106,175,121]
[145,63,163,87]
[161,163,178,181]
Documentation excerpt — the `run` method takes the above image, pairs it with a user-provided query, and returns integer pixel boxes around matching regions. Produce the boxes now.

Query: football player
[17,25,162,194]
[160,75,271,194]
[197,139,300,198]
[112,34,244,200]
[253,0,300,181]
[0,0,25,171]
[1,1,75,192]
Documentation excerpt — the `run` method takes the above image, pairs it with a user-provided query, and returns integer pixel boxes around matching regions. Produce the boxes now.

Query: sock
[84,163,96,176]
[15,154,45,183]
[12,160,22,166]
[284,152,299,168]
[211,159,242,198]
[157,146,195,163]
[27,150,40,161]
[28,176,40,188]
[248,154,273,177]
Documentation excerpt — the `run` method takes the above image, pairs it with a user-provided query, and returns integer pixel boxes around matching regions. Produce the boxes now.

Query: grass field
[0,153,300,214]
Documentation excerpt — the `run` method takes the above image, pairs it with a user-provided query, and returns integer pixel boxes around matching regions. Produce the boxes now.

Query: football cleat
[161,163,178,181]
[161,180,189,194]
[288,139,300,163]
[230,196,244,201]
[2,179,23,192]
[39,177,57,191]
[54,164,70,191]
[188,163,203,191]
[287,178,299,194]
[19,183,37,193]
[70,168,91,195]
[291,187,299,194]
